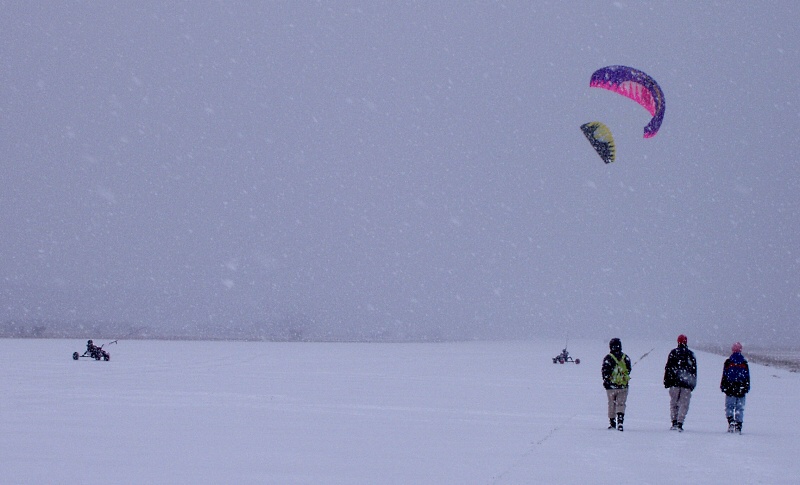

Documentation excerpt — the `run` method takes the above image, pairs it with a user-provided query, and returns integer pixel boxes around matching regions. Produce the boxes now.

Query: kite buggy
[72,339,115,361]
[552,348,580,364]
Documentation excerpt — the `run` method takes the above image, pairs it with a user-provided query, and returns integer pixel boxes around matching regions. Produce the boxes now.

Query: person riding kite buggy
[73,339,112,361]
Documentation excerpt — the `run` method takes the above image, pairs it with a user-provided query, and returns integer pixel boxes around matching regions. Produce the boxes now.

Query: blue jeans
[725,395,746,422]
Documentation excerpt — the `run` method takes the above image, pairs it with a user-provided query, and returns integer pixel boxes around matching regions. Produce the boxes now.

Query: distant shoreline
[700,345,800,373]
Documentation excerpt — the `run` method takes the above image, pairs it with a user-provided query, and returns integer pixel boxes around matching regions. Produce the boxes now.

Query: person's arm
[663,351,674,387]
[744,362,751,393]
[720,360,729,392]
[601,355,612,388]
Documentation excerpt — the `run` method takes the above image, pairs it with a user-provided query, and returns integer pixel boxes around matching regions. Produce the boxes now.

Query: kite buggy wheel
[73,352,79,360]
[575,359,580,364]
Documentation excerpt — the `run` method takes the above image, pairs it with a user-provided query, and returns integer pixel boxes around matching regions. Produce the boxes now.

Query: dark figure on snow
[602,338,631,431]
[663,334,697,431]
[720,342,750,434]
[87,340,100,358]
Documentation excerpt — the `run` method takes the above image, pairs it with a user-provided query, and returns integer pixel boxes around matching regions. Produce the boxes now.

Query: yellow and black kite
[580,121,616,164]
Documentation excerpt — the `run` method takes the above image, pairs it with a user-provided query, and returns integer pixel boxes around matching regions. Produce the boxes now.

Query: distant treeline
[0,318,449,343]
[700,344,800,373]
[0,318,307,341]
[0,319,158,340]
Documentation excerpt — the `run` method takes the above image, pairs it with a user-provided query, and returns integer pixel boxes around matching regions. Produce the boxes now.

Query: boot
[676,422,684,432]
[735,421,742,434]
[670,420,678,431]
[608,418,616,430]
[727,416,735,433]
[616,413,624,432]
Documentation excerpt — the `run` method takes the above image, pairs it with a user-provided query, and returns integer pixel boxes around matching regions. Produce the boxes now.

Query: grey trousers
[669,386,692,423]
[606,388,628,419]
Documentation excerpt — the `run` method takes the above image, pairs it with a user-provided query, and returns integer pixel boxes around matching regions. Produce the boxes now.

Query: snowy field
[2,339,798,484]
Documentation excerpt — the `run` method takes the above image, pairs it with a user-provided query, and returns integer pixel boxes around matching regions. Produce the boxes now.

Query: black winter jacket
[663,344,697,390]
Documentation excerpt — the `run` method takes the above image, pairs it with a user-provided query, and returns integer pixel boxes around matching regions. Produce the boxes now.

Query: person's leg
[676,388,692,425]
[616,388,628,415]
[735,396,746,422]
[725,395,736,432]
[735,396,746,433]
[616,388,628,431]
[725,395,735,419]
[607,389,617,428]
[669,387,680,423]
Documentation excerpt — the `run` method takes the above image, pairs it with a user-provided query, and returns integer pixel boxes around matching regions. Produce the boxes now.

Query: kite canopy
[580,121,615,164]
[589,65,665,138]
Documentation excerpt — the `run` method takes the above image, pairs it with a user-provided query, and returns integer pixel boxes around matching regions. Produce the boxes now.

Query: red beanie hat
[731,342,742,353]
[677,334,688,345]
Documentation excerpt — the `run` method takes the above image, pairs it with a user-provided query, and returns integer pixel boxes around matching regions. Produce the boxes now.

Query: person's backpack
[609,353,630,386]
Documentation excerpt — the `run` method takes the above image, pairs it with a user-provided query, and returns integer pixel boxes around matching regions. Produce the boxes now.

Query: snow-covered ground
[2,339,797,484]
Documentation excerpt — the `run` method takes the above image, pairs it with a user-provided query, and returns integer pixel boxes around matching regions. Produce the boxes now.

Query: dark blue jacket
[720,352,750,398]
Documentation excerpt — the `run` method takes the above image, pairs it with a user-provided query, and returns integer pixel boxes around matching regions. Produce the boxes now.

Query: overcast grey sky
[1,2,798,346]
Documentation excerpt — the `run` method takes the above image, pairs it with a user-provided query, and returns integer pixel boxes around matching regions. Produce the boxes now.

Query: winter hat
[731,342,743,353]
[677,334,688,345]
[609,338,622,352]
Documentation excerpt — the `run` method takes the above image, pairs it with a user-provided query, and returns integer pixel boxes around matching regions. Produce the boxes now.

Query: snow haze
[1,3,799,346]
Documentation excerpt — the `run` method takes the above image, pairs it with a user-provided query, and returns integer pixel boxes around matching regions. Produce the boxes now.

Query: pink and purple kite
[589,65,665,138]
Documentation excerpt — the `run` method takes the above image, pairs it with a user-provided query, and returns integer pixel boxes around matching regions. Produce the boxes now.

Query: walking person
[602,338,632,431]
[663,334,697,431]
[720,342,750,434]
